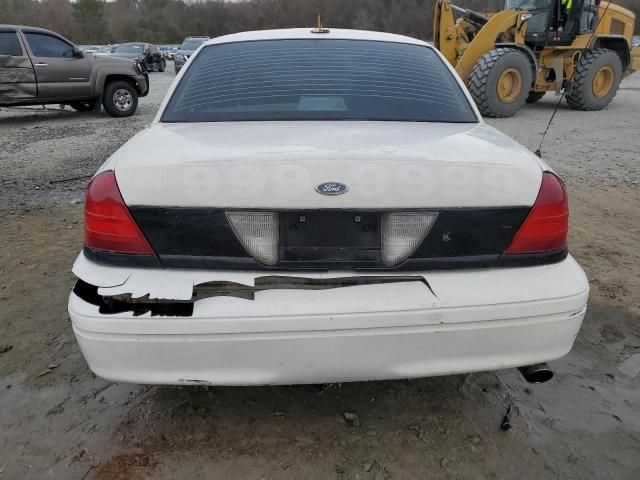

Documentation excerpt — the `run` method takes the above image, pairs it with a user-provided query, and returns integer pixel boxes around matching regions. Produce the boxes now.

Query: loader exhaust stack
[450,4,489,26]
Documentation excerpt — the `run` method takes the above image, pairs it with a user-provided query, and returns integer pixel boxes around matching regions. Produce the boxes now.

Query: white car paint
[70,28,589,385]
[121,29,543,209]
[112,121,543,209]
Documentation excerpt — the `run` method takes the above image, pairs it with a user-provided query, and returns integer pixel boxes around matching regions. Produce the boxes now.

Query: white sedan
[68,28,588,386]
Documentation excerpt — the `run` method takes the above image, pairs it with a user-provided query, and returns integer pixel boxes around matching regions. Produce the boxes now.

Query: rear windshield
[162,39,477,123]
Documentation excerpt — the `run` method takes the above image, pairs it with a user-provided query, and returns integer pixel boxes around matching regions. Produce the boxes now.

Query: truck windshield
[162,39,478,123]
[505,0,552,10]
[505,0,553,33]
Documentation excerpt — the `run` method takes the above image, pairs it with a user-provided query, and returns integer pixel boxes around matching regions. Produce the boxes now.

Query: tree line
[0,0,638,45]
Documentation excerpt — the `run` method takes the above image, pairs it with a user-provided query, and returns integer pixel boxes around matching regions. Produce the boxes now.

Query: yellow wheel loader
[434,0,640,117]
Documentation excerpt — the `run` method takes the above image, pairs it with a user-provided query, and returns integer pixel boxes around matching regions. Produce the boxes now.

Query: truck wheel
[566,49,622,111]
[159,59,166,72]
[102,81,138,117]
[69,100,97,112]
[469,48,533,118]
[526,92,546,103]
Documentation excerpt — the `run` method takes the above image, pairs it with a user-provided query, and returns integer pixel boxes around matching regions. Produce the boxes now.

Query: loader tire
[469,48,533,118]
[526,91,546,103]
[566,48,622,111]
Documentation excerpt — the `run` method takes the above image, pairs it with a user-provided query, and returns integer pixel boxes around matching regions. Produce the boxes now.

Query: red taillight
[504,172,568,254]
[84,171,154,255]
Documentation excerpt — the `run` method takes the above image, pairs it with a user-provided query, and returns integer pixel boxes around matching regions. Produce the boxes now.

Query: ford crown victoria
[68,28,589,385]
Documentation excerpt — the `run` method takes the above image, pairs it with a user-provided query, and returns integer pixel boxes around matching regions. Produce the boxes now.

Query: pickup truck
[0,25,149,117]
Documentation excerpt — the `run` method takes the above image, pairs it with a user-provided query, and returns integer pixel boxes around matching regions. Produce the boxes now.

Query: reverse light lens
[84,171,154,255]
[226,212,279,266]
[504,172,568,254]
[382,212,438,266]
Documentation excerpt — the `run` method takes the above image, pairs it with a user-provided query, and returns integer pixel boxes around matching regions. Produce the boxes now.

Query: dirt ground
[1,68,639,480]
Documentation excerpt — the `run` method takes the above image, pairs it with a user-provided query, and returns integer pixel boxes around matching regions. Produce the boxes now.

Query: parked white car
[68,28,589,386]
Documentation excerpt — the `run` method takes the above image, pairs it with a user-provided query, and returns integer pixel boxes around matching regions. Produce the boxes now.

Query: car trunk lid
[113,121,542,209]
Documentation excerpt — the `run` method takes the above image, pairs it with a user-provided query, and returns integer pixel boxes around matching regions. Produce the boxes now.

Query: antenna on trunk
[312,14,330,33]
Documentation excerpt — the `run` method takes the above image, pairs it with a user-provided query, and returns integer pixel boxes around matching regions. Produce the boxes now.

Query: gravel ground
[1,70,639,480]
[0,72,174,208]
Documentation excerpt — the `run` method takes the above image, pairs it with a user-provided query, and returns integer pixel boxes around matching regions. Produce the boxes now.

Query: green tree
[72,0,109,43]
[38,0,76,40]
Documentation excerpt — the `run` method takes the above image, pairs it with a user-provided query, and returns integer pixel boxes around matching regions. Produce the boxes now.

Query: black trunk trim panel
[89,206,558,271]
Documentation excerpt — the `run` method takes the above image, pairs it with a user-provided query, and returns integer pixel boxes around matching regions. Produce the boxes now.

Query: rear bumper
[68,255,589,385]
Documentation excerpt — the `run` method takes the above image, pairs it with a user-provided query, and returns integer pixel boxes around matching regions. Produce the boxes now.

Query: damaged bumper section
[68,253,589,385]
[74,275,434,316]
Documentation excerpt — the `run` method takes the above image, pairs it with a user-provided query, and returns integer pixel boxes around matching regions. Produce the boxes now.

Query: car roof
[0,25,59,35]
[205,28,429,48]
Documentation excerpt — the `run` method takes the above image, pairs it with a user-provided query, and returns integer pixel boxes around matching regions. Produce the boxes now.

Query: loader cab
[505,0,598,47]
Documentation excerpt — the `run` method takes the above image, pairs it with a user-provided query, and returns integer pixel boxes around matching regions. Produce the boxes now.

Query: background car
[111,42,165,72]
[173,36,208,73]
[82,45,112,56]
[159,45,177,60]
[0,25,148,117]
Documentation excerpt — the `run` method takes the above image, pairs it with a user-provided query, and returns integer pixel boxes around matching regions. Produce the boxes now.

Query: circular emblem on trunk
[315,182,349,195]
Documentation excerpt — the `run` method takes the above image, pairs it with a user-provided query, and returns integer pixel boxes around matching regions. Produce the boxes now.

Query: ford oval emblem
[315,182,349,195]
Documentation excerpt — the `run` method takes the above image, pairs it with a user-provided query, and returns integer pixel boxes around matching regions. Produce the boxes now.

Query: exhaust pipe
[518,363,554,384]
